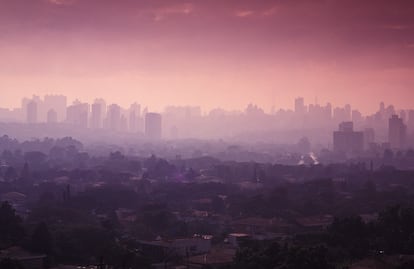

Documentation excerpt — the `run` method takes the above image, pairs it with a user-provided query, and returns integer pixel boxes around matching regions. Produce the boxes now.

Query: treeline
[232,204,414,269]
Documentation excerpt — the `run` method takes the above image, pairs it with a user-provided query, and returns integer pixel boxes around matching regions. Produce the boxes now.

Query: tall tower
[389,115,407,149]
[129,103,141,133]
[107,104,121,131]
[26,101,37,124]
[294,97,306,115]
[91,102,102,129]
[145,112,162,139]
[47,109,58,123]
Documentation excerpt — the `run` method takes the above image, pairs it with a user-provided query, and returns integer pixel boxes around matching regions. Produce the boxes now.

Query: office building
[44,95,67,122]
[47,109,58,124]
[26,101,37,124]
[90,102,103,129]
[388,115,407,149]
[107,104,121,131]
[333,122,364,154]
[145,112,162,139]
[66,102,89,128]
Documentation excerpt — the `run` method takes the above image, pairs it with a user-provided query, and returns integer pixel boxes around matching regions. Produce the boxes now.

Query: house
[295,214,334,230]
[138,235,212,263]
[187,247,236,269]
[0,247,47,269]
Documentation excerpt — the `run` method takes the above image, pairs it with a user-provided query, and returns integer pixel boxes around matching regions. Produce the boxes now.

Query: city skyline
[0,93,413,116]
[0,93,413,150]
[1,0,414,113]
[1,93,413,118]
[2,2,414,268]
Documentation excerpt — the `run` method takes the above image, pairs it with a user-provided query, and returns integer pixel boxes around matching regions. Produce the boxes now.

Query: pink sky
[1,0,414,114]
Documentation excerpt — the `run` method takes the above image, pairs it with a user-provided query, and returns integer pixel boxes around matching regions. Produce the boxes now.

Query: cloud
[235,10,254,18]
[46,0,77,6]
[142,3,194,22]
[262,6,278,17]
[234,6,278,18]
[382,24,414,30]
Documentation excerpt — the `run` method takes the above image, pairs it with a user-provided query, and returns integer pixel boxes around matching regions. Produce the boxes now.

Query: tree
[278,245,334,269]
[0,202,25,245]
[30,222,53,255]
[20,162,30,181]
[327,216,370,259]
[376,205,414,254]
[0,258,23,269]
[4,166,17,182]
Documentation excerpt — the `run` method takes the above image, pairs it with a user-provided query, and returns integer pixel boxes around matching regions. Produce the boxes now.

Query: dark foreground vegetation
[1,136,414,268]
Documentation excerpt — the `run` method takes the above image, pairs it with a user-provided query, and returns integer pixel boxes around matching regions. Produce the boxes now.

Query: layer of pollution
[1,0,414,268]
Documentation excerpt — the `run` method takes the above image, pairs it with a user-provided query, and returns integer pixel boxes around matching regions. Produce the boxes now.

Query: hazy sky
[1,0,414,114]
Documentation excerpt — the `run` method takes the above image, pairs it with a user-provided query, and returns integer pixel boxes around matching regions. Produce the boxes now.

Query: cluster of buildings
[22,95,162,139]
[0,95,413,147]
[333,114,408,156]
[293,97,412,155]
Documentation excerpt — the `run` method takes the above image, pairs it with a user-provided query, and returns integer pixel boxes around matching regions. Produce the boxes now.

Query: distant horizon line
[0,93,408,117]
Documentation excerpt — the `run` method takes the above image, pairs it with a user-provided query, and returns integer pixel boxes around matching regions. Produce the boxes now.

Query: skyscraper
[294,97,306,116]
[90,102,102,129]
[107,104,121,131]
[145,112,162,139]
[44,95,67,122]
[66,102,89,128]
[47,109,58,124]
[408,109,414,132]
[388,115,407,149]
[364,127,375,146]
[333,122,364,155]
[129,103,141,133]
[26,101,37,124]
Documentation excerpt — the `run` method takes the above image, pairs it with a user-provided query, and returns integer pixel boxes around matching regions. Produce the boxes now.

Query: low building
[138,235,212,263]
[0,247,47,269]
[187,247,236,269]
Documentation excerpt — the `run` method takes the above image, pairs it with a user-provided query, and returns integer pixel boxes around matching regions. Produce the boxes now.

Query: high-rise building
[344,104,352,121]
[333,106,351,123]
[66,102,89,128]
[47,109,58,124]
[129,103,141,132]
[352,110,363,124]
[120,115,128,133]
[107,104,121,131]
[408,109,414,132]
[145,112,162,139]
[90,102,103,129]
[294,97,306,115]
[388,115,407,149]
[333,122,364,154]
[364,128,375,150]
[26,101,37,124]
[44,95,67,122]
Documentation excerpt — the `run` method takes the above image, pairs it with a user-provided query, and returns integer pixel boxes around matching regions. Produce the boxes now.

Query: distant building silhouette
[145,112,162,139]
[91,102,103,129]
[294,97,306,115]
[107,104,121,131]
[408,109,414,132]
[352,110,363,124]
[363,128,375,150]
[129,103,141,132]
[47,109,58,124]
[333,105,351,123]
[333,122,364,155]
[388,115,407,149]
[66,102,89,128]
[120,114,128,132]
[44,94,67,122]
[26,101,37,124]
